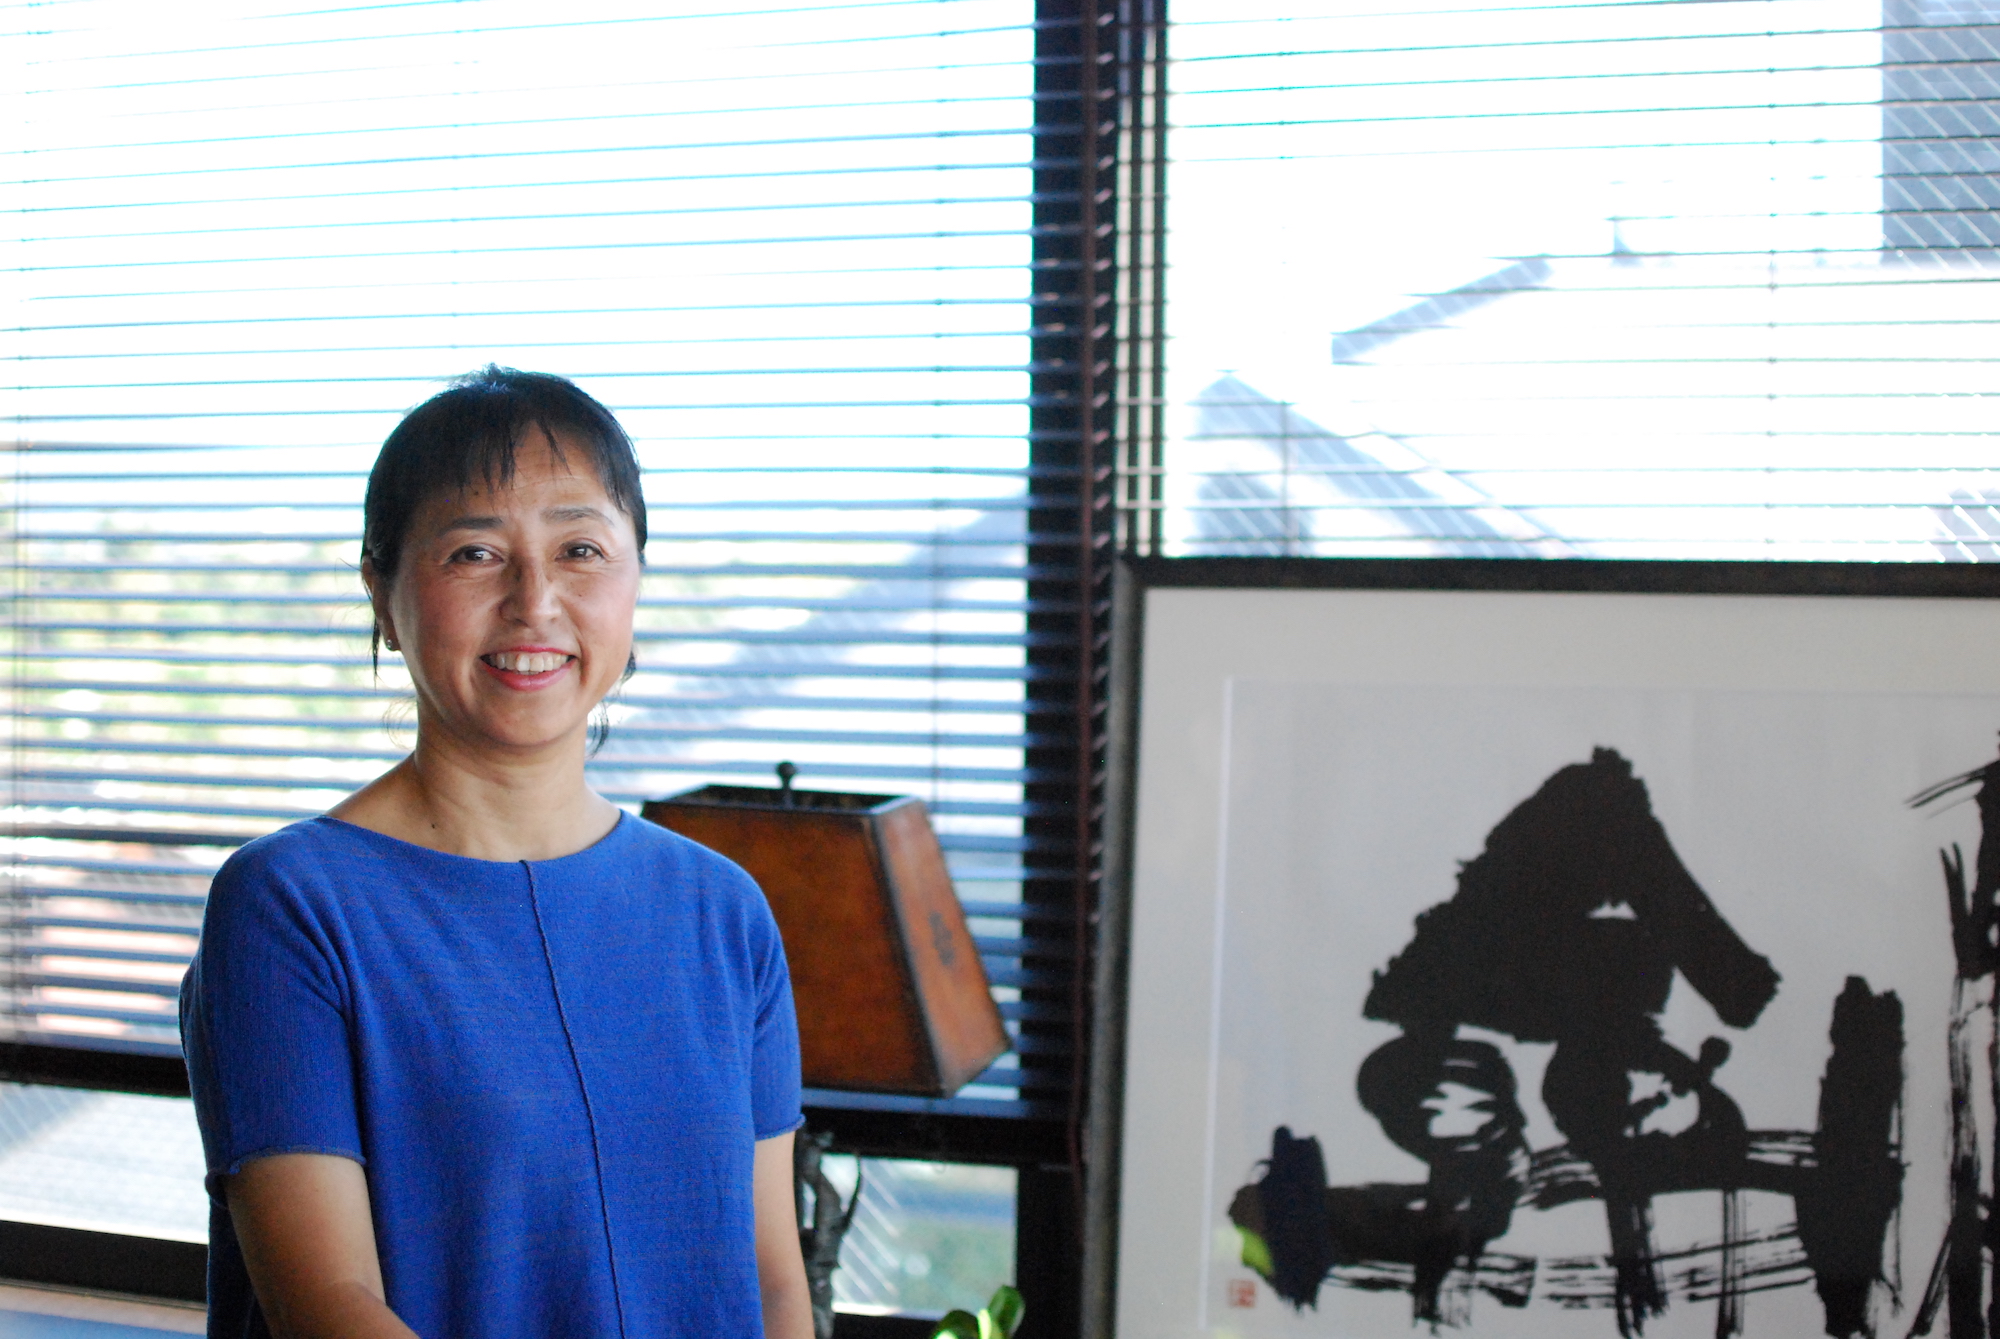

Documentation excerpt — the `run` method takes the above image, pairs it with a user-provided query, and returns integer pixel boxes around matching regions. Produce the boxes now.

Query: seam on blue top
[523,859,630,1339]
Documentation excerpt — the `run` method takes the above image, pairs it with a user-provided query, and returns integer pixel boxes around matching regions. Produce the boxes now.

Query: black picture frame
[1089,554,2000,1339]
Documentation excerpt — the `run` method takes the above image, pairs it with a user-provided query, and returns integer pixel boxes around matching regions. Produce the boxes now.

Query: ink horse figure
[1362,748,1778,1332]
[1231,748,1904,1339]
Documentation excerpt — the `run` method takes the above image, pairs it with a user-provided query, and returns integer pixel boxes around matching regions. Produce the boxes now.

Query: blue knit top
[182,811,802,1339]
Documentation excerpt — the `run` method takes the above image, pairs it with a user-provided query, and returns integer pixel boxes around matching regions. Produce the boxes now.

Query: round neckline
[311,808,633,867]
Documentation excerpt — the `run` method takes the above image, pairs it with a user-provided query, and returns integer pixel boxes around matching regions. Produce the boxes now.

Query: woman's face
[369,432,641,760]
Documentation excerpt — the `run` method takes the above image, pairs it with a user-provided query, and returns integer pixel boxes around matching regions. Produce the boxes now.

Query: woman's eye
[564,542,603,559]
[453,545,495,563]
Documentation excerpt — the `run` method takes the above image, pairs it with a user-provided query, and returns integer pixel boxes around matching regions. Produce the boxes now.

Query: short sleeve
[747,901,804,1141]
[181,841,364,1196]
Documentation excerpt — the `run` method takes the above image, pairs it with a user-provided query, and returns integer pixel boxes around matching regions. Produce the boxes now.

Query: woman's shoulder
[209,816,407,907]
[606,814,784,927]
[197,819,394,960]
[613,813,760,894]
[602,817,786,970]
[223,814,378,866]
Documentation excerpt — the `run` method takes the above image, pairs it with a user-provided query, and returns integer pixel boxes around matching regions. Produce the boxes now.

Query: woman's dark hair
[362,365,647,661]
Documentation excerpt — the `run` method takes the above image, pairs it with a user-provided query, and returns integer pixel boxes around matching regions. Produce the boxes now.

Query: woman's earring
[385,634,399,651]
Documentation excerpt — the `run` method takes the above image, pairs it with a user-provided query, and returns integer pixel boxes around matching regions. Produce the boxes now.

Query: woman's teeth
[484,652,570,673]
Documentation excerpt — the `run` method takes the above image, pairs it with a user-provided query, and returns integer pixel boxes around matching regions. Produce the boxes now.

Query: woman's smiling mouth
[481,650,575,678]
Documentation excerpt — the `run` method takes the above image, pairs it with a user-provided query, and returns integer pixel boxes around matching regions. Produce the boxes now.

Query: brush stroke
[1794,979,1905,1339]
[1909,753,2000,1339]
[1361,750,1782,1333]
[1235,749,1905,1337]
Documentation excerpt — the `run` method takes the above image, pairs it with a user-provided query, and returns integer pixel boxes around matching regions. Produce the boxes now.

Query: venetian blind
[1,0,1064,1119]
[1140,0,2000,560]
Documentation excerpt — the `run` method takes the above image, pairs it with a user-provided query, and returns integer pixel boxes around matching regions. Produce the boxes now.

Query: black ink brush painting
[1200,683,1991,1339]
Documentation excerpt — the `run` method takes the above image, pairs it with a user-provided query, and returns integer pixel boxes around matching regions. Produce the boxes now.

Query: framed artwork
[1110,559,2000,1339]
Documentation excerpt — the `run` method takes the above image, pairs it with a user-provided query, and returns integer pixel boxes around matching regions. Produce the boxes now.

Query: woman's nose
[504,556,561,623]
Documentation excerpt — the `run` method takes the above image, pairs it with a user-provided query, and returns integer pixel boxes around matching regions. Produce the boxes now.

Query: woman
[182,367,814,1339]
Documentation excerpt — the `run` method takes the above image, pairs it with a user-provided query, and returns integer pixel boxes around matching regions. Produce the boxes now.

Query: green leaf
[930,1310,982,1339]
[985,1285,1026,1338]
[1238,1228,1274,1278]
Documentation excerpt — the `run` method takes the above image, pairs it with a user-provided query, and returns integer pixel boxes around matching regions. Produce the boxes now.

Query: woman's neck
[329,730,622,862]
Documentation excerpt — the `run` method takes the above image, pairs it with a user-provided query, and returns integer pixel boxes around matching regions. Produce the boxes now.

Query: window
[1135,0,2000,560]
[819,1157,1018,1318]
[0,1082,204,1245]
[4,0,1114,1326]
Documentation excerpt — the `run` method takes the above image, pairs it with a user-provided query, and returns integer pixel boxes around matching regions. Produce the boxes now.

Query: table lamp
[642,765,1010,1097]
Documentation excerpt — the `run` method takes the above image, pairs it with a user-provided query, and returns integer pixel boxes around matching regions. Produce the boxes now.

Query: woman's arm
[225,1153,419,1339]
[755,1132,815,1339]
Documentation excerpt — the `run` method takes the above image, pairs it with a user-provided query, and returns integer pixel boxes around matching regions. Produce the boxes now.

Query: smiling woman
[178,368,814,1339]
[345,369,647,849]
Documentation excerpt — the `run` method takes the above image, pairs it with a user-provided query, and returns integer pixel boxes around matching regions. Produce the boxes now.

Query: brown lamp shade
[641,784,1010,1097]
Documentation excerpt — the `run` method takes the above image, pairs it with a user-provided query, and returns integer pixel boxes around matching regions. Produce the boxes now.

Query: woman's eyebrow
[543,504,610,523]
[433,505,608,534]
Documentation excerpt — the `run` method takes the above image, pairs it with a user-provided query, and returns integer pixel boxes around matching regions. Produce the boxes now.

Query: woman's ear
[360,557,399,654]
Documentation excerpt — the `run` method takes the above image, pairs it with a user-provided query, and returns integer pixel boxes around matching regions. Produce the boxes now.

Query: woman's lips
[478,650,575,688]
